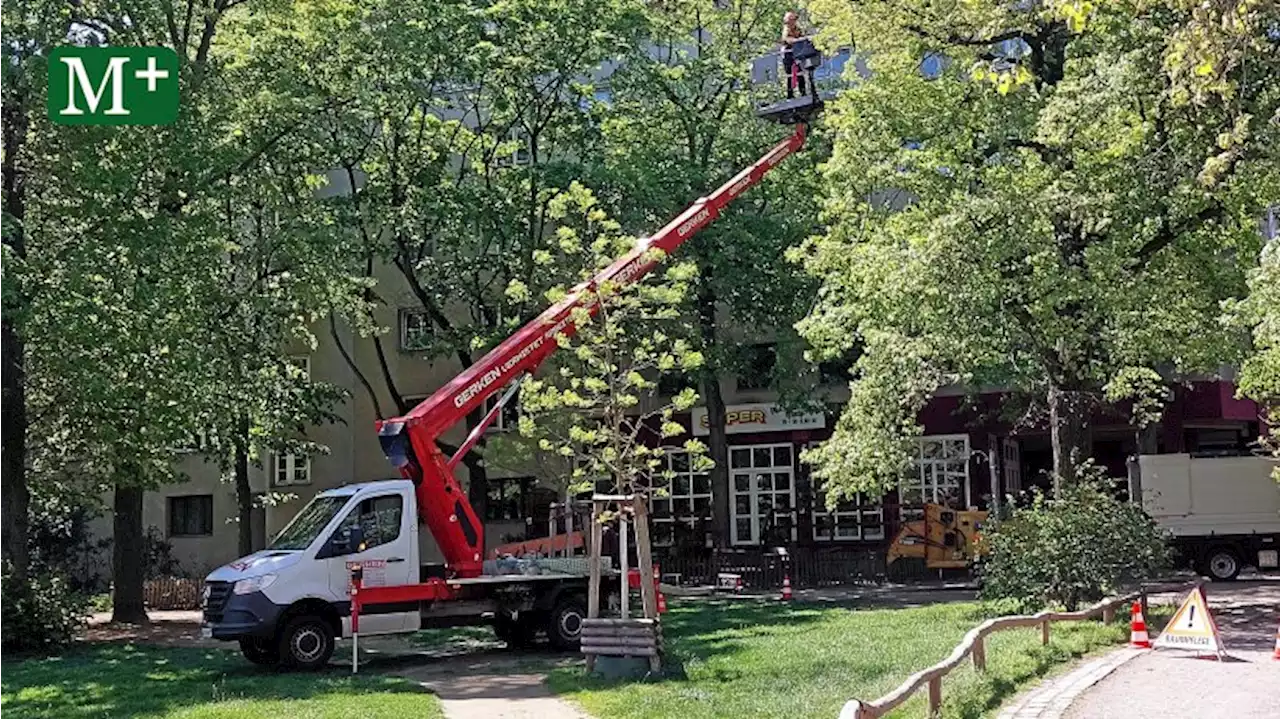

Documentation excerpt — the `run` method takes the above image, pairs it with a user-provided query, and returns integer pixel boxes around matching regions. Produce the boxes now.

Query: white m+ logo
[59,56,131,116]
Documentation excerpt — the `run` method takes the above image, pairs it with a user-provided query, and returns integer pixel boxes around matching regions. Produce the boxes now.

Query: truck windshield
[269,495,350,551]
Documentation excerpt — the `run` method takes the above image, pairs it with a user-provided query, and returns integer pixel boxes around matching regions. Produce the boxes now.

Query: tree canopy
[799,0,1279,499]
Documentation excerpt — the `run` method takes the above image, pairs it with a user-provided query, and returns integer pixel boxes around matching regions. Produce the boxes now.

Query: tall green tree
[513,183,708,500]
[0,0,64,589]
[3,0,341,621]
[798,0,1279,499]
[274,0,643,521]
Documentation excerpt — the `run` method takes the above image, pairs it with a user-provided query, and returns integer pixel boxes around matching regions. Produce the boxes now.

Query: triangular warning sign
[1153,586,1227,658]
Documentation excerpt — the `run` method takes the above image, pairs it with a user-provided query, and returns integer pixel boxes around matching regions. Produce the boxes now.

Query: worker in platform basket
[781,10,815,98]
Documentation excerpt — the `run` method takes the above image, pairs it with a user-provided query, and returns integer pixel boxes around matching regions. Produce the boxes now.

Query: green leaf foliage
[510,185,708,497]
[980,472,1173,611]
[799,0,1280,495]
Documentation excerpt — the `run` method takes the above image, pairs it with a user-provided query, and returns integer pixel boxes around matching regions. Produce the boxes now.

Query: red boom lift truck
[201,77,825,670]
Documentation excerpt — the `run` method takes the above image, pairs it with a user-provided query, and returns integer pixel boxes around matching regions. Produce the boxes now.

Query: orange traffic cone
[780,575,794,601]
[657,590,668,614]
[1130,601,1151,649]
[1272,622,1279,660]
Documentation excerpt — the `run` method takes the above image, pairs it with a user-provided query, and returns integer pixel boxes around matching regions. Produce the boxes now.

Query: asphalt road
[1064,578,1280,719]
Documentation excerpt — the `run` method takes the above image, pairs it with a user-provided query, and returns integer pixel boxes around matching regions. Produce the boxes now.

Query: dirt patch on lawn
[79,610,222,648]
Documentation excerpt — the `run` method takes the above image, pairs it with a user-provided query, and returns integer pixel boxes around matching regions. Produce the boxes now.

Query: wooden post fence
[837,578,1204,719]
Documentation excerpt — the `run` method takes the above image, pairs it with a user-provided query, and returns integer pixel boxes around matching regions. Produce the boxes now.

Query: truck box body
[1138,453,1280,580]
[1140,454,1280,536]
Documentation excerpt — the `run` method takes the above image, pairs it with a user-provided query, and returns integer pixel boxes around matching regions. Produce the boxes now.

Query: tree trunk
[2,82,30,584]
[111,485,149,624]
[235,413,253,557]
[1047,384,1092,496]
[1,317,30,582]
[695,267,731,547]
[702,373,730,547]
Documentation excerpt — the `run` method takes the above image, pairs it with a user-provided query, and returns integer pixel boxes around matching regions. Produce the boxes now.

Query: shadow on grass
[1,644,424,719]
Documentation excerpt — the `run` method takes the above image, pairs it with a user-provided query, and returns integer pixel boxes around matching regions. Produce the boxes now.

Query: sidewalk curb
[995,647,1146,719]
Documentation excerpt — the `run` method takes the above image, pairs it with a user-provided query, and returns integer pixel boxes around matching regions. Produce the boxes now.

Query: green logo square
[48,47,180,126]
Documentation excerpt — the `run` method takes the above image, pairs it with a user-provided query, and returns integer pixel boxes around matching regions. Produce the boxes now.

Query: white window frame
[729,443,797,546]
[274,454,312,486]
[811,491,885,541]
[808,443,883,541]
[900,434,970,521]
[400,309,433,352]
[650,450,713,547]
[1001,438,1022,494]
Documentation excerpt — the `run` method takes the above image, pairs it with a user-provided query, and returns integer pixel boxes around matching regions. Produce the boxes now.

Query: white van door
[322,489,417,635]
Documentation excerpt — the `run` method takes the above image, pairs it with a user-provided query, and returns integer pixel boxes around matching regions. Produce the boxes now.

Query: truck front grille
[202,581,232,622]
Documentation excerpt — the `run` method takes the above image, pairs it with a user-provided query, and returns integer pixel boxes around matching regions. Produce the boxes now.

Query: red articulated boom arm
[376,123,810,579]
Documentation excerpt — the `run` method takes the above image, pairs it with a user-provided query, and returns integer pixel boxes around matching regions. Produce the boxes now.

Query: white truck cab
[203,479,599,669]
[202,480,424,668]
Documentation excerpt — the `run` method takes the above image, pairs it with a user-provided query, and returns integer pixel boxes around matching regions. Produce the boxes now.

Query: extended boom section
[375,123,810,581]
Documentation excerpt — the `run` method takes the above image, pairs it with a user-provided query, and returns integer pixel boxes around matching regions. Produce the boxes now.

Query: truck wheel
[1203,547,1241,581]
[547,595,586,650]
[239,637,280,666]
[278,616,335,670]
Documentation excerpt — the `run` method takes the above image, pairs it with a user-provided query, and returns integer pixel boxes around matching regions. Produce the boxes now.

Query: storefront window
[900,435,970,521]
[812,489,883,541]
[650,451,712,547]
[730,443,796,545]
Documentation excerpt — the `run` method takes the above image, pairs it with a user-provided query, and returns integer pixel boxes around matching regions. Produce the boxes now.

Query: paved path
[391,654,589,719]
[998,578,1280,719]
[1064,578,1280,719]
[995,648,1145,719]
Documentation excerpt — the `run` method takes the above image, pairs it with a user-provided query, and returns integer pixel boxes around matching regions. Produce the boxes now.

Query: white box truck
[1137,453,1280,581]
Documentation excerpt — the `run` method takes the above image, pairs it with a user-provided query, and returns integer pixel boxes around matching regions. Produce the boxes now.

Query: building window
[477,388,520,433]
[808,440,882,541]
[495,125,531,167]
[658,373,696,397]
[812,489,884,541]
[818,354,856,385]
[813,47,853,86]
[168,495,213,537]
[729,443,796,545]
[1184,424,1254,458]
[1001,438,1022,494]
[920,52,948,78]
[651,451,713,547]
[400,309,433,352]
[900,435,970,521]
[274,454,311,486]
[486,476,534,521]
[737,343,777,391]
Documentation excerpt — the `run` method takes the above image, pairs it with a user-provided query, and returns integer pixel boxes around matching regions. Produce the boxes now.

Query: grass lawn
[1,644,443,719]
[549,598,1163,719]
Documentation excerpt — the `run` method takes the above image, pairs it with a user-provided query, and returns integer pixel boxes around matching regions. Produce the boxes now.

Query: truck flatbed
[450,572,602,585]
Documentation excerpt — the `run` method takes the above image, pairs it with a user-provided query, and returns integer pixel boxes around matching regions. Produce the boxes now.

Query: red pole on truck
[349,563,363,673]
